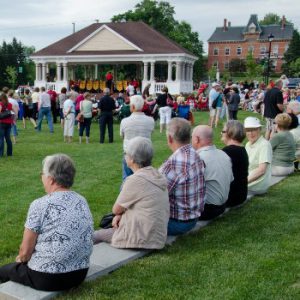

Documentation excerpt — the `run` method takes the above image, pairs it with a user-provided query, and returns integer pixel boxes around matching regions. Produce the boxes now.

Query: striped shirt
[159,144,206,221]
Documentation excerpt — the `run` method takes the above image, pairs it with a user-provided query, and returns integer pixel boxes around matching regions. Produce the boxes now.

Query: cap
[244,117,262,128]
[212,82,220,88]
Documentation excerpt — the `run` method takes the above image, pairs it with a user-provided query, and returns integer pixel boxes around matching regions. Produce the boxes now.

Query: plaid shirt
[159,144,206,221]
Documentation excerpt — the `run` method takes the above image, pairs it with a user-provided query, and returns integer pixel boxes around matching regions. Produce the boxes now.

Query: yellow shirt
[246,136,272,193]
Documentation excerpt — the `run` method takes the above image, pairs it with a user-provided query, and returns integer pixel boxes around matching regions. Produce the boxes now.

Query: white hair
[130,95,144,111]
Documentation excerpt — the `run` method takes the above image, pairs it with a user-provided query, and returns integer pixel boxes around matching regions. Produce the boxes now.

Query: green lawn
[0,111,299,299]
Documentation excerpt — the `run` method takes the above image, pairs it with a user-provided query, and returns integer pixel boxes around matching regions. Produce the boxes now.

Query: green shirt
[270,131,296,167]
[246,136,272,193]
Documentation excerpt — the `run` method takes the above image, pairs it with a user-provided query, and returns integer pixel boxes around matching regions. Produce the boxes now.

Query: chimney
[223,18,227,32]
[281,15,286,30]
[228,21,231,28]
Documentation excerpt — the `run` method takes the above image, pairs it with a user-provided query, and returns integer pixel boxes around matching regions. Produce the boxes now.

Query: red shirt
[47,90,57,102]
[0,102,13,124]
[106,73,113,81]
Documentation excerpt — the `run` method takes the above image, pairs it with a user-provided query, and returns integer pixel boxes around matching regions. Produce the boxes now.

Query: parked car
[287,78,300,89]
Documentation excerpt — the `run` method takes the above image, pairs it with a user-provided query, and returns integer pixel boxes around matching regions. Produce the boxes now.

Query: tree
[208,66,217,81]
[0,39,35,88]
[245,52,262,81]
[112,0,204,81]
[5,66,17,89]
[259,13,293,25]
[282,29,300,76]
[289,58,300,77]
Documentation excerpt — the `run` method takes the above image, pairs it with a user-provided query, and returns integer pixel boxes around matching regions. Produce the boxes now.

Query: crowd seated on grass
[0,154,93,291]
[93,137,169,249]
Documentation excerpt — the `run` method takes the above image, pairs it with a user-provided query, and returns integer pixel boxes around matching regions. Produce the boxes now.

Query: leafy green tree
[289,58,300,77]
[0,38,35,88]
[245,52,262,81]
[259,13,292,25]
[229,58,246,74]
[5,66,17,89]
[208,66,217,81]
[112,0,204,81]
[282,29,300,76]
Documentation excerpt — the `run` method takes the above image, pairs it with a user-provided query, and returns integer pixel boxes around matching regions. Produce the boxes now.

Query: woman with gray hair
[0,154,93,291]
[94,137,169,249]
[221,120,249,207]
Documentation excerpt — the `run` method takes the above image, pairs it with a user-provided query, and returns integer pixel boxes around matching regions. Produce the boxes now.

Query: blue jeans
[122,156,133,182]
[36,107,53,132]
[11,124,18,137]
[79,118,92,137]
[0,123,12,157]
[167,218,197,236]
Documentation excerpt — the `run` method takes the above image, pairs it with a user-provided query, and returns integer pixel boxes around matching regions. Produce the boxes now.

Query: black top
[222,145,249,207]
[98,95,116,113]
[156,93,173,107]
[263,87,283,119]
[228,93,240,111]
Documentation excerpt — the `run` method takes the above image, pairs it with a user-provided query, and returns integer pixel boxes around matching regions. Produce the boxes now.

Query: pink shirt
[75,94,84,110]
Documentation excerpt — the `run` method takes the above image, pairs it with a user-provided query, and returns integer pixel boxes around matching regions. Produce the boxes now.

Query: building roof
[32,21,195,57]
[208,15,294,43]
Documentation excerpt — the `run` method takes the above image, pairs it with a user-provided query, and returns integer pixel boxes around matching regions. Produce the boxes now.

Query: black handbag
[0,110,12,120]
[99,213,115,229]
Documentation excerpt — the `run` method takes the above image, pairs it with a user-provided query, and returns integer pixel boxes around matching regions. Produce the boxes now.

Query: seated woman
[94,137,169,249]
[0,154,93,291]
[244,117,272,196]
[221,120,249,207]
[270,113,296,176]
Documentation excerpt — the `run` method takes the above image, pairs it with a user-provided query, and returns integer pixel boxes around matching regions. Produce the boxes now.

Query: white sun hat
[244,117,262,128]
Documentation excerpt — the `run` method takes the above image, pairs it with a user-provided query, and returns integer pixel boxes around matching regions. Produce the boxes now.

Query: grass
[0,110,299,299]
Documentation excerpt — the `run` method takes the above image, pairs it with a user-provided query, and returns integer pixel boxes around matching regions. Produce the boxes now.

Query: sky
[0,0,300,54]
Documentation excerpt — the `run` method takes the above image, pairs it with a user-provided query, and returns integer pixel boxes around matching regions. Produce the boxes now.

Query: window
[260,46,267,55]
[224,61,229,69]
[213,48,219,56]
[213,61,219,68]
[237,47,242,55]
[272,44,279,55]
[225,48,230,55]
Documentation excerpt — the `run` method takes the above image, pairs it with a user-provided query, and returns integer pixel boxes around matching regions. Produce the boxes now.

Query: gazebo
[31,21,197,94]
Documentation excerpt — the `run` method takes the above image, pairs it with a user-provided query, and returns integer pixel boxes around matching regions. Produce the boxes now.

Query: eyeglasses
[221,130,227,134]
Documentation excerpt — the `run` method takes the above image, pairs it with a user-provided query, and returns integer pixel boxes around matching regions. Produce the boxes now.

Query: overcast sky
[0,0,299,54]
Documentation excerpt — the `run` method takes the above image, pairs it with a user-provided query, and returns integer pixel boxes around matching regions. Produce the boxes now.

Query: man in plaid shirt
[159,118,206,235]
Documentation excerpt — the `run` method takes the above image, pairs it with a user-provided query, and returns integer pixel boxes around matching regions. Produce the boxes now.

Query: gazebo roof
[32,21,196,58]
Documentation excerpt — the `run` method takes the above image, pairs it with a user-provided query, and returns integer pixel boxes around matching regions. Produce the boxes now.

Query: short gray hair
[225,120,245,143]
[130,95,144,111]
[42,154,76,188]
[126,137,153,168]
[167,118,191,144]
[103,88,110,95]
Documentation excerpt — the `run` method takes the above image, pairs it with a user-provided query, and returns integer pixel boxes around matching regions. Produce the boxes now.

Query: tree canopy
[0,38,35,88]
[111,0,204,81]
[282,29,300,76]
[259,13,292,25]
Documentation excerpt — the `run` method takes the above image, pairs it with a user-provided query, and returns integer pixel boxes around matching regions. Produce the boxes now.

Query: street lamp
[266,33,274,85]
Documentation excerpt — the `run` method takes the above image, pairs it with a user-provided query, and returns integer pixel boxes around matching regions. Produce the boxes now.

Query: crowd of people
[0,73,299,291]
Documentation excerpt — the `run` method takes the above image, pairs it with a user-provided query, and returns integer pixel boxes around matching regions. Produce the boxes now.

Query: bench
[0,175,287,299]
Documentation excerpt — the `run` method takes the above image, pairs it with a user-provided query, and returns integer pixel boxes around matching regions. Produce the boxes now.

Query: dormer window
[249,22,256,33]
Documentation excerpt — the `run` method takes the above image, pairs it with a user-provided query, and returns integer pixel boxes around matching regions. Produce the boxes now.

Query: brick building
[207,14,293,73]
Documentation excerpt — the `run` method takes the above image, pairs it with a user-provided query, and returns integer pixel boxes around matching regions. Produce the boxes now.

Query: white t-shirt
[120,112,154,152]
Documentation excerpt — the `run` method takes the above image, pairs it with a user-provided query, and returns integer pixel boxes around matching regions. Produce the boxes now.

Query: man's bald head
[192,125,214,150]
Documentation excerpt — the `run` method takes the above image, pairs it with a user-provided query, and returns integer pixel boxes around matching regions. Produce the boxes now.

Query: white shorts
[159,106,172,125]
[64,114,75,136]
[209,107,216,117]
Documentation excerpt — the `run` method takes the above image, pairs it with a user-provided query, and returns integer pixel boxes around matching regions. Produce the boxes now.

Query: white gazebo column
[63,63,68,82]
[143,62,148,81]
[35,63,40,81]
[167,61,172,81]
[56,63,62,81]
[42,63,47,82]
[182,63,186,81]
[150,61,155,81]
[95,64,98,79]
[176,61,182,81]
[189,64,194,81]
